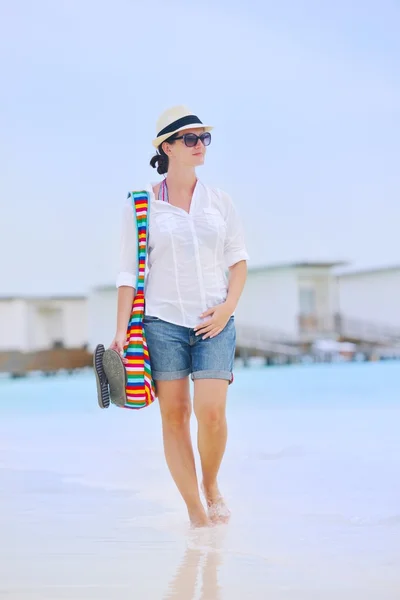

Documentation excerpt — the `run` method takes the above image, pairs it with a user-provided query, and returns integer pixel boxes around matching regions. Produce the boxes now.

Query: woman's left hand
[194,302,233,339]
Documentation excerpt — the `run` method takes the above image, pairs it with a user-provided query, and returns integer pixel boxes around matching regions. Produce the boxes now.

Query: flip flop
[102,348,127,408]
[93,344,110,409]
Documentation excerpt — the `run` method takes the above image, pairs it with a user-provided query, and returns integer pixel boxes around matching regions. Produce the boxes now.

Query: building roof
[92,284,116,292]
[335,263,400,278]
[248,260,348,274]
[91,261,349,291]
[0,294,87,302]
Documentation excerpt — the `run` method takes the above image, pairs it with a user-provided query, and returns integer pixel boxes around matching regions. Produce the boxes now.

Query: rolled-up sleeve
[116,199,138,289]
[223,193,249,269]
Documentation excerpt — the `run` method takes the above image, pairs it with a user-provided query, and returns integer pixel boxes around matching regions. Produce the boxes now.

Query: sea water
[0,361,399,599]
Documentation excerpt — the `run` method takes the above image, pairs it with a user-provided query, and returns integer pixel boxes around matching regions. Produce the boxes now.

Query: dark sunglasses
[172,132,212,148]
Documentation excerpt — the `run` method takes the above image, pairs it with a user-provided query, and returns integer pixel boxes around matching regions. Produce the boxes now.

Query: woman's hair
[149,135,177,175]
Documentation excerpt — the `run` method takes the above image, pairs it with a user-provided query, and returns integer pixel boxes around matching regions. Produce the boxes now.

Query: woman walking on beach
[110,106,248,527]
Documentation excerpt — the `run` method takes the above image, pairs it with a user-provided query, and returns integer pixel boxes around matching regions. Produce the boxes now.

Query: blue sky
[1,0,399,295]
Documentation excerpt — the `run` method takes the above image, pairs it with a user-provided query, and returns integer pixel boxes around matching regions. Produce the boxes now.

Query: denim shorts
[143,315,236,383]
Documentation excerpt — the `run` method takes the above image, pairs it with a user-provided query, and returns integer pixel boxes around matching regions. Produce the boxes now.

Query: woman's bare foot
[188,504,210,528]
[201,482,231,525]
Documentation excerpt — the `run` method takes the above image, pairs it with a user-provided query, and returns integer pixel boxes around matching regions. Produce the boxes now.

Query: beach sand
[0,363,400,598]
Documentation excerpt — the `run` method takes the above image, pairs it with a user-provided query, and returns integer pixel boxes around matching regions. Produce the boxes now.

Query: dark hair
[149,135,177,175]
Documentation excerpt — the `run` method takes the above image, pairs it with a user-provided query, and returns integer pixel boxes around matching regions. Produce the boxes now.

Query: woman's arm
[110,199,138,355]
[195,260,247,339]
[110,286,135,356]
[194,188,249,339]
[225,260,248,312]
[116,286,135,335]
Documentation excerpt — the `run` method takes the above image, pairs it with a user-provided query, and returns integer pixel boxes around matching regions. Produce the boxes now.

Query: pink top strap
[158,179,169,203]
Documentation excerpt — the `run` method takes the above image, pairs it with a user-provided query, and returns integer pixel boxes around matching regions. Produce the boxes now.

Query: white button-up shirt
[116,180,249,328]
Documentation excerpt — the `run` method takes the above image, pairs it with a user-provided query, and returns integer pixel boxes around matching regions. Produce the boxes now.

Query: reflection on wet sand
[165,527,224,600]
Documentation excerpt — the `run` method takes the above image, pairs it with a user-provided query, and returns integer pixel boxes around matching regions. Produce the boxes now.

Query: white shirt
[116,180,249,328]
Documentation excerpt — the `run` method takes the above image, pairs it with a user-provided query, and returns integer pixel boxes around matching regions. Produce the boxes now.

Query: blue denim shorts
[143,315,236,383]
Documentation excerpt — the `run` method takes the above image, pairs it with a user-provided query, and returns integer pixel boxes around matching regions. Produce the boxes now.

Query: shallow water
[0,361,399,599]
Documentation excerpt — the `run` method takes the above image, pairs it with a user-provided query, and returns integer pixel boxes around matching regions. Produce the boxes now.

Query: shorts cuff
[191,370,233,383]
[152,368,191,381]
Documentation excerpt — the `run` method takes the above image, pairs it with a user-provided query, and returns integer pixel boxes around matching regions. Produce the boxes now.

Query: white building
[336,265,400,338]
[0,295,88,352]
[88,261,345,349]
[235,262,344,342]
[87,285,118,352]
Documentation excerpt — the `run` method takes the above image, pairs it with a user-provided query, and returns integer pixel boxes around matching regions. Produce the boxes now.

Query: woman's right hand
[110,332,126,360]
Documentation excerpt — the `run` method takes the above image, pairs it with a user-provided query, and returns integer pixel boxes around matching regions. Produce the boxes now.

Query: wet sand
[0,364,400,598]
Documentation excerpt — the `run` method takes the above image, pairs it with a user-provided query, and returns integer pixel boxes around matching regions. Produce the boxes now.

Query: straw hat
[152,105,213,148]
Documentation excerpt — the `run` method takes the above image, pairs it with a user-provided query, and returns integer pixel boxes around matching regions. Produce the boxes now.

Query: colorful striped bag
[122,190,157,409]
[93,190,156,410]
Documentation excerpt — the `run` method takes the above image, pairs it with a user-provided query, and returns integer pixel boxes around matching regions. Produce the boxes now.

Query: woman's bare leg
[157,378,209,527]
[193,379,230,523]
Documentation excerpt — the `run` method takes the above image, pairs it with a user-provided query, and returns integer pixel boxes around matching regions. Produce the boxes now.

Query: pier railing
[236,313,400,358]
[298,313,400,345]
[235,323,300,357]
[2,314,399,376]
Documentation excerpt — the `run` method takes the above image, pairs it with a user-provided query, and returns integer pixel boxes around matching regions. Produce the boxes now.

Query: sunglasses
[172,132,212,148]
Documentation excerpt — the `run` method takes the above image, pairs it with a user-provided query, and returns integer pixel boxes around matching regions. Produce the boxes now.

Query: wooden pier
[2,313,400,378]
[0,348,93,377]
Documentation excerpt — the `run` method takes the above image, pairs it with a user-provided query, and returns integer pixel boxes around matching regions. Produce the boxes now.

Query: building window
[299,287,316,315]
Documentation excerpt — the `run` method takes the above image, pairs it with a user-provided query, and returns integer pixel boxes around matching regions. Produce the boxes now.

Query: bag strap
[127,190,150,295]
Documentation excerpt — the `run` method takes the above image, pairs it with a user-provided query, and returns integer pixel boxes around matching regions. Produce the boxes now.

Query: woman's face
[163,127,207,169]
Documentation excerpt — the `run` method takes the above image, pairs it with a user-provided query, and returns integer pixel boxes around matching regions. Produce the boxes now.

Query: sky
[0,0,399,295]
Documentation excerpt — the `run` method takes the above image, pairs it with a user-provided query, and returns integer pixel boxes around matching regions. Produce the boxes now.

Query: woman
[111,105,248,528]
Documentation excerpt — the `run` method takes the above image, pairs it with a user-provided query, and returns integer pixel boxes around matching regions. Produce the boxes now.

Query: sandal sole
[93,344,110,409]
[102,349,127,408]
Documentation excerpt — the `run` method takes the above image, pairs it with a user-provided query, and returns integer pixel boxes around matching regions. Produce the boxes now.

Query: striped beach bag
[122,190,156,409]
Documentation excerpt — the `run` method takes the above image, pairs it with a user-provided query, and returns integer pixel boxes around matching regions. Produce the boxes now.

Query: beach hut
[88,261,400,355]
[88,261,346,351]
[87,285,118,352]
[234,261,345,343]
[0,295,88,351]
[335,264,400,343]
